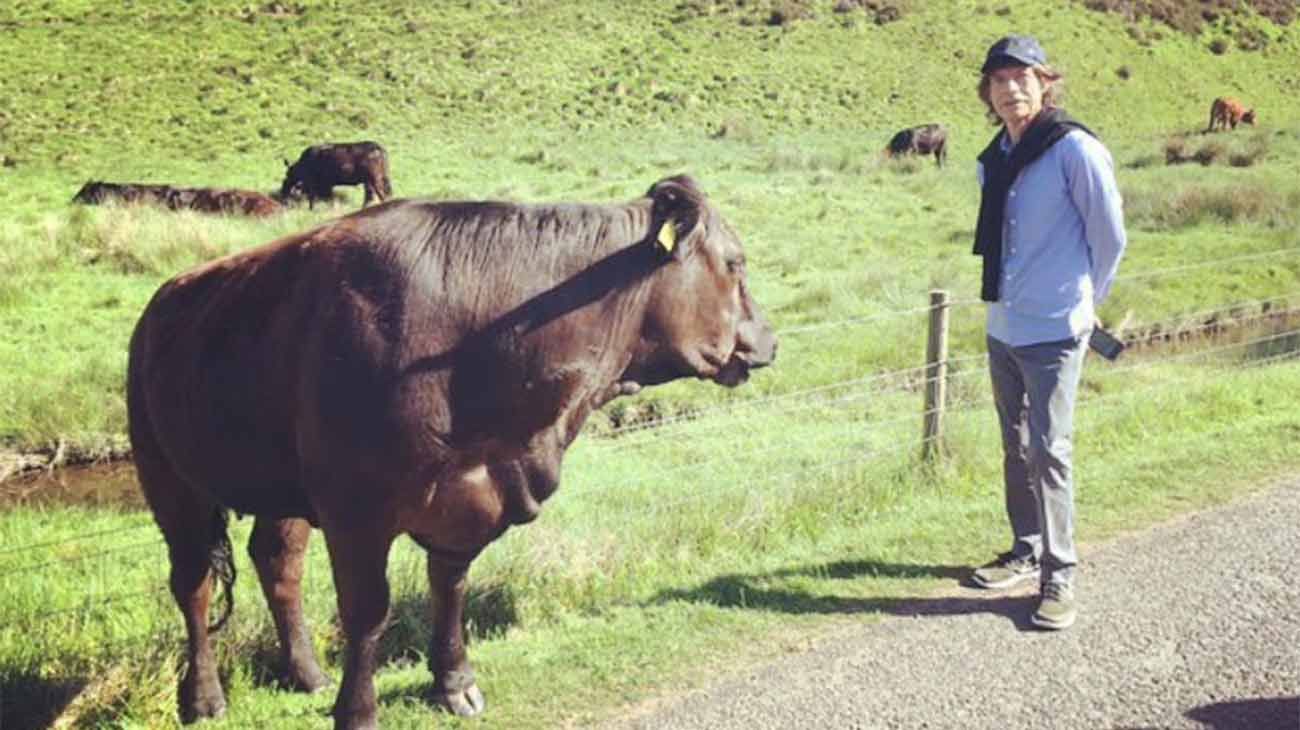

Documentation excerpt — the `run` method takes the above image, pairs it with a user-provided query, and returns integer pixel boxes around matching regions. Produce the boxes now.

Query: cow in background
[1206,97,1256,132]
[127,175,776,727]
[279,141,392,209]
[884,123,948,168]
[71,181,176,207]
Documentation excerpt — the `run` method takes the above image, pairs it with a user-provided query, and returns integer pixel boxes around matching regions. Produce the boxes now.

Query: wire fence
[2,259,1299,665]
[3,294,1297,567]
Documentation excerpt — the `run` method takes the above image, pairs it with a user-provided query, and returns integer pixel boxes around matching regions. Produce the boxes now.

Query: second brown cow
[1205,97,1256,132]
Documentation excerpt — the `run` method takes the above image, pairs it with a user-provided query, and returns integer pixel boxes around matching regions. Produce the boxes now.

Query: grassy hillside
[2,0,1298,182]
[3,0,1299,457]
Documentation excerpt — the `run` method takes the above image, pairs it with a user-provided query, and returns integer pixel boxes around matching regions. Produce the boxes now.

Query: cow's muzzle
[713,322,777,387]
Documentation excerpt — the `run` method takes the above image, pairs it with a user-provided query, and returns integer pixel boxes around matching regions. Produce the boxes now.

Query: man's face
[987,64,1047,128]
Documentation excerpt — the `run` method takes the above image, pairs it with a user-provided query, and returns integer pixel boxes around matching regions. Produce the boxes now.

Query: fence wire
[3,286,1299,646]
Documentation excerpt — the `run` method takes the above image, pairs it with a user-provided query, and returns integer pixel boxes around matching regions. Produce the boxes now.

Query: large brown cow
[1205,97,1256,132]
[280,141,393,209]
[884,123,948,167]
[127,175,777,729]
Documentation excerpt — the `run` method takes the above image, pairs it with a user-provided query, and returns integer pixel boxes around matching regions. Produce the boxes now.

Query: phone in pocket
[1089,326,1126,361]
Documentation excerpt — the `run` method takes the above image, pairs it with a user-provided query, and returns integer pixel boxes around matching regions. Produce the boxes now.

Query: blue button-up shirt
[977,129,1127,347]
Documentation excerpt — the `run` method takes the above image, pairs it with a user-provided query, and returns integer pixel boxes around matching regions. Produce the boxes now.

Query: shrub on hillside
[766,0,815,25]
[1235,25,1270,51]
[1164,133,1269,168]
[830,0,905,24]
[1164,135,1188,164]
[1076,0,1295,36]
[1193,140,1226,166]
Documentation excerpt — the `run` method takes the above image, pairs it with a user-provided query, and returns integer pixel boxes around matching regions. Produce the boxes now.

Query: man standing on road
[967,35,1127,630]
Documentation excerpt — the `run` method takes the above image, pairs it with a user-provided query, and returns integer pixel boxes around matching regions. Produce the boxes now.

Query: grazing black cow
[279,141,392,209]
[884,123,948,168]
[71,181,176,207]
[127,175,777,728]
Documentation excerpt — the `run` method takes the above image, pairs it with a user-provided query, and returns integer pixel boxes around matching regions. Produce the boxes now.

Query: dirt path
[599,479,1300,730]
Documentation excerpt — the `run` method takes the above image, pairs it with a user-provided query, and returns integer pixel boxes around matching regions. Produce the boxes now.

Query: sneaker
[970,551,1039,589]
[1031,583,1077,630]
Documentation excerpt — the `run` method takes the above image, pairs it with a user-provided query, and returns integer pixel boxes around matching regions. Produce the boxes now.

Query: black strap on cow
[972,107,1096,302]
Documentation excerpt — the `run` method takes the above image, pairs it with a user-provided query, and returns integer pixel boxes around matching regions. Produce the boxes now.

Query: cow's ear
[647,175,703,262]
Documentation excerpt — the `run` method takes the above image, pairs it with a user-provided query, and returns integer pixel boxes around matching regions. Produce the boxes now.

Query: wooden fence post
[922,289,950,461]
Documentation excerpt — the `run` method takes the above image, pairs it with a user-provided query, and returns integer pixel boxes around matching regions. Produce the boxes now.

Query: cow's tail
[1206,103,1216,133]
[381,172,393,200]
[206,508,237,633]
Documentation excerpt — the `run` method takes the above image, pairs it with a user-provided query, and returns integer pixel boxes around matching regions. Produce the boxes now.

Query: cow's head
[71,181,105,204]
[1242,109,1257,125]
[626,175,777,389]
[279,160,305,200]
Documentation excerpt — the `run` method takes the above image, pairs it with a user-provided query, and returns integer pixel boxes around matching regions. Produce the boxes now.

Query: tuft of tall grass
[1124,181,1298,230]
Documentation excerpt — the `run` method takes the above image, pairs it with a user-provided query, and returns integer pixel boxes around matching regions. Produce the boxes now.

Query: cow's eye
[726,258,744,276]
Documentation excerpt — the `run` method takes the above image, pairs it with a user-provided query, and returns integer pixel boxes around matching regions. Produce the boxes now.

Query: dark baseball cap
[981,35,1047,73]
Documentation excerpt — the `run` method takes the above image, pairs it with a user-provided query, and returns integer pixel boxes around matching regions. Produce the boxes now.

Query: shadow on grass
[650,558,1039,630]
[0,672,87,730]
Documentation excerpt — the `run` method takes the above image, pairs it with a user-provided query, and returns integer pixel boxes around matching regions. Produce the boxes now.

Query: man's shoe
[970,552,1038,589]
[1031,583,1076,630]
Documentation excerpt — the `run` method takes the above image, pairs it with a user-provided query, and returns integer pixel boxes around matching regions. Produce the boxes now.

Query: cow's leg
[249,516,331,693]
[135,451,229,723]
[362,183,375,207]
[323,523,395,730]
[427,555,485,717]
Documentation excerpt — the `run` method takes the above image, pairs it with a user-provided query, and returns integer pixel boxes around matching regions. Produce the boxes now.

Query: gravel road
[600,479,1300,730]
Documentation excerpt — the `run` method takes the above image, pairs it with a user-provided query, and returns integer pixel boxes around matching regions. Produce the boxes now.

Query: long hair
[976,64,1065,125]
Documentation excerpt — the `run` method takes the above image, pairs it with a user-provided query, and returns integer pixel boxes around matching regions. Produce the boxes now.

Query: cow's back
[128,231,337,515]
[129,197,656,516]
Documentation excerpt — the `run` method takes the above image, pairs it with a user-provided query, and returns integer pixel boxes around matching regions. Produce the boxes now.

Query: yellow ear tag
[656,219,677,254]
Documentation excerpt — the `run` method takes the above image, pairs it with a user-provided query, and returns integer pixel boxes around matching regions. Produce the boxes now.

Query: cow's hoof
[333,715,379,730]
[284,663,333,694]
[179,695,227,724]
[179,672,227,724]
[436,684,486,717]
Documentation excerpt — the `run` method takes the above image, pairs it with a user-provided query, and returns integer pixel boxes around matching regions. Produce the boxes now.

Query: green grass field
[2,1,1300,727]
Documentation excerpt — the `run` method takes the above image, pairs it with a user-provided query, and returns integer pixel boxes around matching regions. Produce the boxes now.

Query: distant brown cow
[170,188,283,218]
[280,141,392,209]
[1206,97,1256,132]
[127,175,777,727]
[885,123,948,167]
[71,181,175,207]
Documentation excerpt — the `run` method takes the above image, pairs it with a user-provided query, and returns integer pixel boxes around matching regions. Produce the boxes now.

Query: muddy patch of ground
[0,460,144,511]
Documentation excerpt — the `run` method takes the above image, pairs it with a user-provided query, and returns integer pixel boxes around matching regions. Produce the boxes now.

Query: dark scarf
[973,107,1095,302]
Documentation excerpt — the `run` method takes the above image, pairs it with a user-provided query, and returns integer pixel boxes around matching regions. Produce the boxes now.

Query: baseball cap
[981,35,1047,73]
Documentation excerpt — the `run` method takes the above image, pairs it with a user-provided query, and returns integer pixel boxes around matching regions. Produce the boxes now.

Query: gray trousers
[987,334,1088,588]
